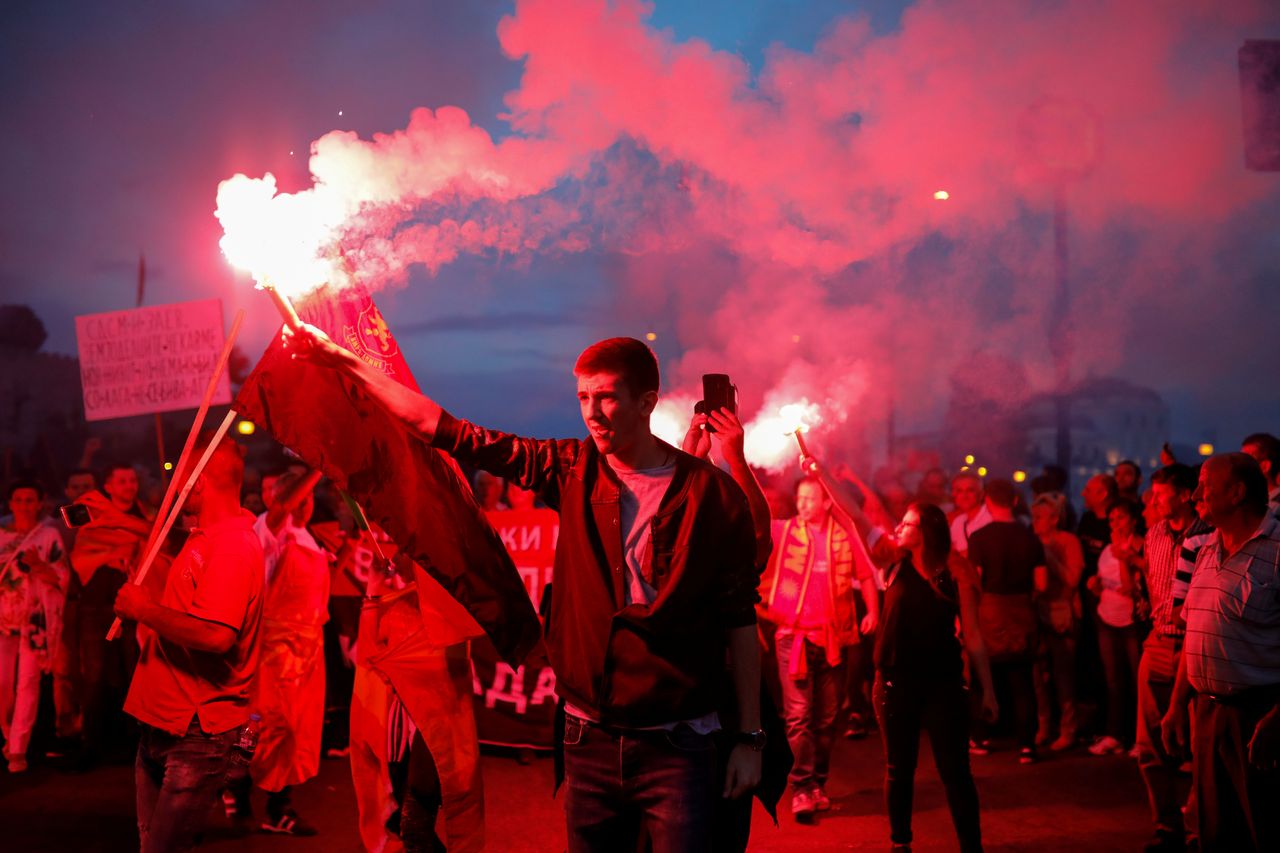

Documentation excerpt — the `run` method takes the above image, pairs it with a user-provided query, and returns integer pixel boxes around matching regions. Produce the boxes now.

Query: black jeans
[562,715,717,853]
[1096,621,1141,743]
[874,674,982,853]
[80,570,137,758]
[973,659,1037,750]
[136,720,237,853]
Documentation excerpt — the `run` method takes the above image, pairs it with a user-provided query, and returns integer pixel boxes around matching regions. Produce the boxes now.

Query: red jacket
[434,414,759,727]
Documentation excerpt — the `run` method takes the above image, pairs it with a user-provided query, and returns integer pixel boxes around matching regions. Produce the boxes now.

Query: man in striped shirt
[1161,453,1280,852]
[1135,464,1207,853]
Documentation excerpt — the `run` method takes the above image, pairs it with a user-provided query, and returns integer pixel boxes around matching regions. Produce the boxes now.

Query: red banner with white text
[470,507,559,749]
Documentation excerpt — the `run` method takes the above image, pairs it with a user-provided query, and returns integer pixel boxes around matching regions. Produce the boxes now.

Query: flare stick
[262,280,303,331]
[106,409,239,640]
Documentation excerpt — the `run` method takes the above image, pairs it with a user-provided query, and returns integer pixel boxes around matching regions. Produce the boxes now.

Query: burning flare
[215,173,349,299]
[743,400,822,472]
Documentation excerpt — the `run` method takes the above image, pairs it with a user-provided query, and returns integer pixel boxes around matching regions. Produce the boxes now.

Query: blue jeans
[776,633,842,790]
[562,714,717,853]
[136,720,238,853]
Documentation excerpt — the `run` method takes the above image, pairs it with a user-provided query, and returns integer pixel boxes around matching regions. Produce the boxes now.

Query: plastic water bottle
[231,713,262,768]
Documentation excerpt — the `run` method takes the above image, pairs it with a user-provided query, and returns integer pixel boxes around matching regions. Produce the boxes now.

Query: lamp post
[1020,97,1099,487]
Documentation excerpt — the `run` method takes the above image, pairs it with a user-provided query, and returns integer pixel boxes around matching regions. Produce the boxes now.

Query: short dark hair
[103,462,137,480]
[573,337,660,397]
[6,479,45,501]
[1108,496,1143,524]
[186,431,246,494]
[1151,463,1197,493]
[66,468,97,486]
[1042,465,1069,490]
[984,478,1017,509]
[1242,432,1280,477]
[793,475,826,500]
[909,502,952,566]
[1219,452,1269,513]
[1116,459,1141,477]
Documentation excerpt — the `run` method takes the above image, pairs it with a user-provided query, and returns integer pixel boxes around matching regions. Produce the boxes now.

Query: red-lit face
[1192,459,1239,526]
[65,473,96,501]
[1150,482,1191,521]
[577,372,655,460]
[1030,502,1059,536]
[795,481,830,526]
[8,488,41,527]
[1242,441,1273,480]
[105,467,139,506]
[1108,505,1136,539]
[1082,476,1112,514]
[1115,464,1139,494]
[894,506,923,550]
[952,477,982,513]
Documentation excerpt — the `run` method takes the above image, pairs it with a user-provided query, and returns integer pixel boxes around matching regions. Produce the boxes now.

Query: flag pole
[106,410,239,640]
[105,308,245,641]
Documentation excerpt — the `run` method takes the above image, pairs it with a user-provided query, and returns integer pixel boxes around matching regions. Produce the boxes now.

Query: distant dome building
[1023,376,1171,481]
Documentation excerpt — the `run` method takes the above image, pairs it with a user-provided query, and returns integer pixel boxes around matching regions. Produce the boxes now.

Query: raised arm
[687,408,772,565]
[803,456,899,566]
[265,468,323,535]
[284,322,446,442]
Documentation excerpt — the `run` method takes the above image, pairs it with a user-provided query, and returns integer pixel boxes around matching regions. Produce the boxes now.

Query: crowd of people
[1,330,1278,853]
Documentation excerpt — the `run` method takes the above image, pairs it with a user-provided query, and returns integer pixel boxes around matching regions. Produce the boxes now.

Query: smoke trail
[217,0,1277,466]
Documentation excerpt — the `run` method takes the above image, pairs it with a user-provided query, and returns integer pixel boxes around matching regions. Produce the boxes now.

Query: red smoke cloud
[220,0,1276,463]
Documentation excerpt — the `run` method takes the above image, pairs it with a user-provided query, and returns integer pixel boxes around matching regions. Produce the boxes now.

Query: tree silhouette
[0,305,48,352]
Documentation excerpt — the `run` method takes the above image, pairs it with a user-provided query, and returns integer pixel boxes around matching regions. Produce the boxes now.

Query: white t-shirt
[1095,545,1135,628]
[565,457,717,734]
[615,460,676,607]
[950,504,993,554]
[253,512,321,585]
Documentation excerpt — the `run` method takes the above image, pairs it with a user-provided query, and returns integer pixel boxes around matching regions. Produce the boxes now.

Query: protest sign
[75,299,231,421]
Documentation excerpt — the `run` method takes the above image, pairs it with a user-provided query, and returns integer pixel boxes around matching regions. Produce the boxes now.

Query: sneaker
[6,753,27,773]
[1127,744,1142,760]
[261,810,318,836]
[1049,732,1076,751]
[844,714,868,740]
[812,786,831,811]
[968,738,991,756]
[222,789,251,822]
[1018,747,1037,765]
[791,789,816,821]
[1088,735,1124,756]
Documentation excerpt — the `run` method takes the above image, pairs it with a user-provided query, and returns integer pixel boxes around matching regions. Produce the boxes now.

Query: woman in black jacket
[871,503,997,853]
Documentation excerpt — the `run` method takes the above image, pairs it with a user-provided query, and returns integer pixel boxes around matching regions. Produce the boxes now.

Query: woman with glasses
[800,457,995,853]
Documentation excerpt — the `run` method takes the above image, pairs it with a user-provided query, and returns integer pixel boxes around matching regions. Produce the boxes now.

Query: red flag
[235,285,541,664]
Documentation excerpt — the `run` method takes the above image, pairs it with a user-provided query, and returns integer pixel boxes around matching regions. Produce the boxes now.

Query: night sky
[3,0,1278,450]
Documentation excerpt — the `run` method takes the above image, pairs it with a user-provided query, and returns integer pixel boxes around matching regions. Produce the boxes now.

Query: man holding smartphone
[285,328,763,853]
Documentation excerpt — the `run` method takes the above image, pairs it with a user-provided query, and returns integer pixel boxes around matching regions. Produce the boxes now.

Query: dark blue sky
[2,1,1277,447]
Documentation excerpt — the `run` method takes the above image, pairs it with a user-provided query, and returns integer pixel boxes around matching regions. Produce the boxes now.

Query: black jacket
[434,413,759,727]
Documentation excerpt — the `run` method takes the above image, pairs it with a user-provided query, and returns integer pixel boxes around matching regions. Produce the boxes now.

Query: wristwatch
[735,728,767,752]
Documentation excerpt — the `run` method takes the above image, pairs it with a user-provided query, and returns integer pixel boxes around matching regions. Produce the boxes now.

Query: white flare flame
[743,399,822,472]
[214,173,349,298]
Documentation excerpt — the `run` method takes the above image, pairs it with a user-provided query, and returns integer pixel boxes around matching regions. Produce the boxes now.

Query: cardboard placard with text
[75,299,231,421]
